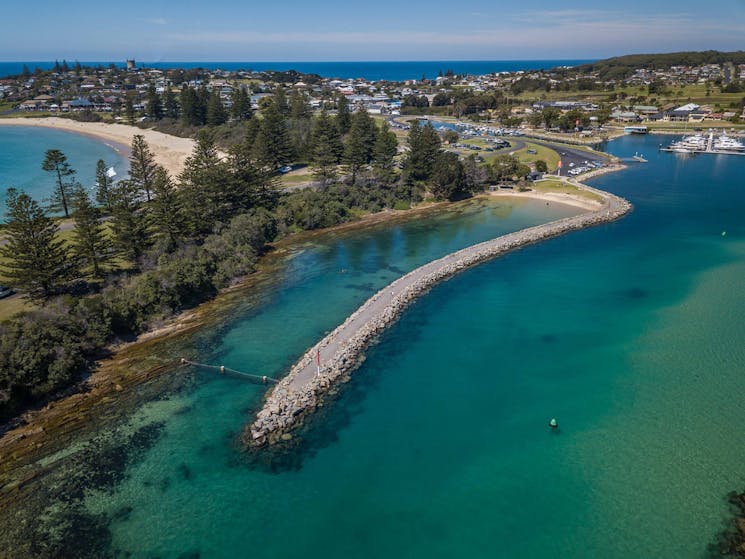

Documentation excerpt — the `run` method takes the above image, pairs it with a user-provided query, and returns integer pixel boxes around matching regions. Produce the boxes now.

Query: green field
[643,121,745,131]
[513,141,561,170]
[516,83,744,109]
[529,178,604,203]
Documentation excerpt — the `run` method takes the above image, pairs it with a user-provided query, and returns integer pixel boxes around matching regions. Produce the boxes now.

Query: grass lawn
[513,142,560,170]
[645,121,745,131]
[279,172,315,186]
[516,83,744,109]
[530,179,604,203]
[0,219,133,321]
[0,295,35,322]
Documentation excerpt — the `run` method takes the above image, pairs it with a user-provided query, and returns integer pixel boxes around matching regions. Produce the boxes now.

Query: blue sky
[1,0,744,61]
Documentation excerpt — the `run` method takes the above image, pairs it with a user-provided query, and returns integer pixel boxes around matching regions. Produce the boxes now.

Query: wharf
[660,147,745,156]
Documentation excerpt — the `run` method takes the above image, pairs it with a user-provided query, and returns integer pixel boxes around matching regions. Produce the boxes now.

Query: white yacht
[713,133,745,152]
[669,134,707,152]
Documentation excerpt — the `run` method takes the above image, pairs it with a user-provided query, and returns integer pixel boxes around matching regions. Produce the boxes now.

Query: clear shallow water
[69,137,745,557]
[0,126,127,210]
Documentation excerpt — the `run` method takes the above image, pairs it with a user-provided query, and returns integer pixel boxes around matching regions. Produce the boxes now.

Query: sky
[1,0,744,61]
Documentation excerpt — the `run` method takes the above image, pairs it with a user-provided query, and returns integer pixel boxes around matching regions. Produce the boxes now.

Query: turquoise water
[50,136,745,557]
[0,126,128,210]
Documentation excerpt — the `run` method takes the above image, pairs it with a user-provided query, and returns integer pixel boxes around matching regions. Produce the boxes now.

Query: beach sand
[0,117,195,176]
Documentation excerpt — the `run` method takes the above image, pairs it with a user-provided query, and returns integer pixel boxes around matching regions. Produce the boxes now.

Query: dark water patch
[540,334,558,344]
[708,491,745,558]
[176,551,201,559]
[622,287,649,299]
[343,283,375,292]
[111,505,134,523]
[159,477,171,492]
[173,404,194,416]
[0,420,165,558]
[386,265,407,275]
[178,463,192,481]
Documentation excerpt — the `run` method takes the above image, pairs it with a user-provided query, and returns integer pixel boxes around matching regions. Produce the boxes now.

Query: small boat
[549,418,558,430]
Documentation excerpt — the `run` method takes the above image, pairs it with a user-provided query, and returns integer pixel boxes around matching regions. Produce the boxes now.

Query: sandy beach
[0,117,195,176]
[488,189,600,211]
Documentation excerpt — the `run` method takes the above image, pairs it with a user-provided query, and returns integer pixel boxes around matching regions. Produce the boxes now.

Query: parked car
[277,165,293,174]
[0,285,14,299]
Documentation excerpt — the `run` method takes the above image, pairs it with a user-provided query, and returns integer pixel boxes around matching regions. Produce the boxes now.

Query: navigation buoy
[549,418,558,430]
[722,231,727,236]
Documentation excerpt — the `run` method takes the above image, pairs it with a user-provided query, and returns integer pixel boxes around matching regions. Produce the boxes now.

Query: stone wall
[243,188,632,447]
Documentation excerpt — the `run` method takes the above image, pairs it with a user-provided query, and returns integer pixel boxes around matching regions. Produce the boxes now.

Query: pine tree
[231,87,252,121]
[336,94,351,134]
[206,90,228,126]
[109,180,150,263]
[124,94,136,124]
[288,90,312,161]
[431,152,466,200]
[146,85,163,120]
[251,102,293,170]
[179,131,234,235]
[0,188,70,299]
[273,86,289,116]
[311,110,343,183]
[149,167,183,250]
[243,117,261,154]
[373,121,399,184]
[95,159,115,212]
[404,121,442,183]
[71,185,111,278]
[180,86,200,126]
[41,149,76,217]
[163,88,180,119]
[129,135,157,202]
[21,64,30,79]
[290,90,311,120]
[196,87,210,125]
[343,108,377,184]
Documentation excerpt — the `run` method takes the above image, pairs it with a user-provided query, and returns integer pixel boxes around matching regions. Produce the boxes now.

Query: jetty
[660,130,745,156]
[243,186,632,447]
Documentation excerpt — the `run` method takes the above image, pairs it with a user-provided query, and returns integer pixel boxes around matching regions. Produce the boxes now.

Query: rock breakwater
[243,187,632,447]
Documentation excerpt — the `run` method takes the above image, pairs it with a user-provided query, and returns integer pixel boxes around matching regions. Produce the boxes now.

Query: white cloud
[145,17,168,25]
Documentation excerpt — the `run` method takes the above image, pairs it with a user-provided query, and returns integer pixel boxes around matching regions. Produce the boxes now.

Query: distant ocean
[0,60,594,81]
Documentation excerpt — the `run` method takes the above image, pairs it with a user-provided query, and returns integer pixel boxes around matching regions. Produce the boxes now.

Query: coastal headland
[0,117,195,176]
[244,181,632,447]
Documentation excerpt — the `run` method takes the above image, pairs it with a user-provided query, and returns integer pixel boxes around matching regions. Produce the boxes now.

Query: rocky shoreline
[244,184,632,447]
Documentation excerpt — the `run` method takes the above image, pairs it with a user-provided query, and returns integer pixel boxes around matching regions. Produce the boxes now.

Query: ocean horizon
[0,59,595,81]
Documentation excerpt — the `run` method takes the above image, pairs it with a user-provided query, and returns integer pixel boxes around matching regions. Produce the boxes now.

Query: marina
[660,131,745,155]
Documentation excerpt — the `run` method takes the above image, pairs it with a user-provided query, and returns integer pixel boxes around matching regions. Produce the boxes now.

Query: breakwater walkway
[244,186,632,447]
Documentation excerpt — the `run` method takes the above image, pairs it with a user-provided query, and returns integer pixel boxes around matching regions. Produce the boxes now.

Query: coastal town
[1,38,745,559]
[2,56,744,130]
